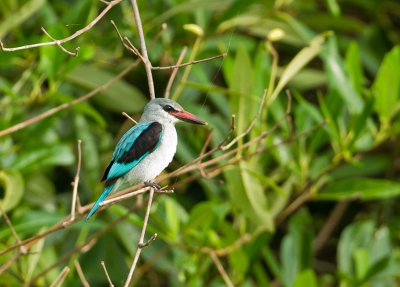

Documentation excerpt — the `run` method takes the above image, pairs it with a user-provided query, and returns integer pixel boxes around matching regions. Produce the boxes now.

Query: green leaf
[10,144,74,172]
[337,220,375,275]
[73,114,100,187]
[371,45,400,120]
[280,209,313,287]
[66,64,147,113]
[26,227,46,282]
[0,169,24,212]
[268,32,328,105]
[224,162,274,232]
[0,0,46,38]
[326,0,341,17]
[292,269,318,287]
[316,178,400,201]
[230,44,254,137]
[345,41,364,96]
[353,248,369,281]
[324,35,364,114]
[165,197,180,240]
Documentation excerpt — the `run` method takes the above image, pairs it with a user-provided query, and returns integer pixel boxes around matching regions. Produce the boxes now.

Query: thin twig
[0,0,123,53]
[122,112,138,124]
[41,27,80,56]
[0,205,27,254]
[0,250,22,275]
[101,261,114,287]
[164,46,188,98]
[221,89,268,150]
[152,53,227,70]
[209,251,234,287]
[30,206,139,284]
[0,61,139,137]
[138,233,157,248]
[124,188,155,287]
[313,200,350,253]
[49,266,70,287]
[74,260,90,287]
[202,234,251,257]
[64,140,82,226]
[129,0,155,99]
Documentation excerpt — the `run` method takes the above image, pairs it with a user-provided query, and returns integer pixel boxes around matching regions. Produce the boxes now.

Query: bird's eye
[163,105,174,112]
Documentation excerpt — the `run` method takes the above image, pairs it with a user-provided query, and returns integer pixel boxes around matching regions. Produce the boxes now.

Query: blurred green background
[1,0,400,286]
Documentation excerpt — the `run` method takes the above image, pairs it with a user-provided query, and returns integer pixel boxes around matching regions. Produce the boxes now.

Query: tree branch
[0,0,123,54]
[129,0,155,99]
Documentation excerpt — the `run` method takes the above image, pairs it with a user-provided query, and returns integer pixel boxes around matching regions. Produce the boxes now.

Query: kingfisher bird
[85,98,207,221]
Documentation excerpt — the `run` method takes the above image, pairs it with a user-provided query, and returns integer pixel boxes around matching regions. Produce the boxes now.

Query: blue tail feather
[85,182,116,221]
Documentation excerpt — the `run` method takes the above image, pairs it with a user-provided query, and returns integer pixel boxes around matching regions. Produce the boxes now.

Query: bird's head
[142,98,207,125]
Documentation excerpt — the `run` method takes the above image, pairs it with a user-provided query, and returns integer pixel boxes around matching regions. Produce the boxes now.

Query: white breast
[123,123,177,185]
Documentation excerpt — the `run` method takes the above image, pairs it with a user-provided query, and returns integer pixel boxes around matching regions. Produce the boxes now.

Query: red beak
[171,111,207,125]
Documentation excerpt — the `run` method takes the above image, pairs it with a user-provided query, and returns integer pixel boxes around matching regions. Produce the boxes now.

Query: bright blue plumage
[85,122,163,221]
[85,182,116,221]
[107,123,159,180]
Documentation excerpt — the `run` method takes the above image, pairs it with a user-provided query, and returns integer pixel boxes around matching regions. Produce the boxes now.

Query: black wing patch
[101,160,114,182]
[100,122,163,182]
[117,122,163,164]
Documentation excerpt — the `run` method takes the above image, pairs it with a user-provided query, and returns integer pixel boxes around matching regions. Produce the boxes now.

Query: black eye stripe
[162,105,175,112]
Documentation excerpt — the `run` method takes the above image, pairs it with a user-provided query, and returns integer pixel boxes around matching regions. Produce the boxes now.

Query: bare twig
[0,250,22,275]
[151,53,227,70]
[41,27,80,56]
[129,0,155,99]
[164,46,188,98]
[202,234,251,257]
[124,188,156,287]
[101,261,114,287]
[138,233,157,248]
[209,251,234,287]
[74,260,90,287]
[221,89,268,150]
[0,205,27,254]
[0,61,139,138]
[122,112,138,124]
[30,206,139,284]
[112,21,226,72]
[0,0,123,54]
[49,266,70,287]
[313,200,350,253]
[64,140,82,226]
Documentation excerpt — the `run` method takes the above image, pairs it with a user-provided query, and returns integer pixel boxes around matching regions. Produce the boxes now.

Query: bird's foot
[144,181,161,190]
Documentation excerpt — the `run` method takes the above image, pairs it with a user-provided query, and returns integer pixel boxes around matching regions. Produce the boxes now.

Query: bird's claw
[144,181,161,190]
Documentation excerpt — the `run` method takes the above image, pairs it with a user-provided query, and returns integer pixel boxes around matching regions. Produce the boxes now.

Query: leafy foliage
[1,0,400,286]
